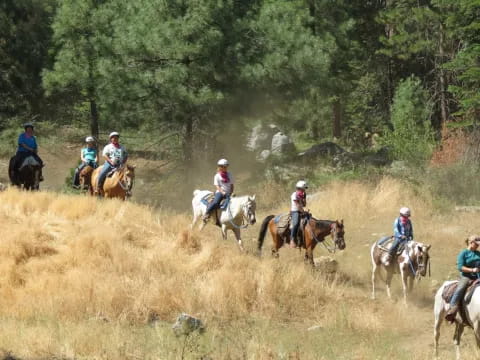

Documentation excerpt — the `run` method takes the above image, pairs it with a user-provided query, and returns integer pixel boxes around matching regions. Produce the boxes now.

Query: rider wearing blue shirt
[445,235,480,322]
[385,207,413,266]
[13,123,44,181]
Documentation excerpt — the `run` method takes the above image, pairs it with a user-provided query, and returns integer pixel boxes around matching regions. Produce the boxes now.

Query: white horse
[191,190,256,250]
[434,280,480,360]
[371,238,431,303]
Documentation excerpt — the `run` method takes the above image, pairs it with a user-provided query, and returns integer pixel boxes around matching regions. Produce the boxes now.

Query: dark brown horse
[8,155,41,190]
[257,214,346,265]
[79,165,94,194]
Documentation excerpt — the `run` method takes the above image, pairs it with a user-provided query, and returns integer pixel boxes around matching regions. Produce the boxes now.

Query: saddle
[274,212,309,246]
[200,193,230,210]
[443,280,480,325]
[201,193,230,227]
[377,236,406,255]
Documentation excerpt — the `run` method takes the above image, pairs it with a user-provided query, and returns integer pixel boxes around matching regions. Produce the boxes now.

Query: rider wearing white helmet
[385,207,414,266]
[203,158,234,222]
[12,122,44,182]
[96,131,128,196]
[290,180,308,248]
[72,136,98,188]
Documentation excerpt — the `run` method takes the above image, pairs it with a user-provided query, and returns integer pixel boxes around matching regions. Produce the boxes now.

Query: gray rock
[271,132,294,155]
[246,124,280,152]
[314,256,338,273]
[172,313,205,336]
[298,142,345,159]
[257,149,271,162]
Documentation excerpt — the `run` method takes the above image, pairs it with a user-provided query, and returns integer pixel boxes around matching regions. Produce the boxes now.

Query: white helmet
[23,122,34,129]
[399,207,411,216]
[217,159,229,166]
[109,131,120,138]
[85,136,95,143]
[295,180,308,189]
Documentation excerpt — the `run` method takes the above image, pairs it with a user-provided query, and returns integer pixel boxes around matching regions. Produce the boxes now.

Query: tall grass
[0,180,478,359]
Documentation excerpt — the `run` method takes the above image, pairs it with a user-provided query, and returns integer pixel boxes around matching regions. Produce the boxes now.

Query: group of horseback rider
[72,131,128,196]
[10,124,127,196]
[8,124,476,322]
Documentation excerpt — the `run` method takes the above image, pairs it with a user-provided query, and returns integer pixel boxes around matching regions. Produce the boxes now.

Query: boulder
[172,313,205,336]
[298,142,345,159]
[314,256,338,274]
[246,124,279,152]
[271,132,294,155]
[257,149,271,162]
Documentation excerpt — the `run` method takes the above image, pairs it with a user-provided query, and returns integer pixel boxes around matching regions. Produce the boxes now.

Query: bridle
[117,166,134,196]
[226,198,256,229]
[307,220,344,253]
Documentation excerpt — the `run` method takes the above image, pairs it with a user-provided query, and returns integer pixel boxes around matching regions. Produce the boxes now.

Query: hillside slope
[0,179,478,359]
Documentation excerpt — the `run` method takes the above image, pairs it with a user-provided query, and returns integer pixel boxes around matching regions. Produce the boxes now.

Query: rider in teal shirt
[445,235,480,322]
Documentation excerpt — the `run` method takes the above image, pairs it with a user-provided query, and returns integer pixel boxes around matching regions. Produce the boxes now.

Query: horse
[79,165,94,194]
[8,155,41,190]
[370,238,431,303]
[434,280,480,360]
[257,214,346,266]
[91,164,135,200]
[191,190,256,251]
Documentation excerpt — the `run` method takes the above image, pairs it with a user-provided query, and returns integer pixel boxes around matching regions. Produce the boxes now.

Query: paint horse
[371,237,431,303]
[191,190,256,251]
[434,280,480,360]
[257,213,345,266]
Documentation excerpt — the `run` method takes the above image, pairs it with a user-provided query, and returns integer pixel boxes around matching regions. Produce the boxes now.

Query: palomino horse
[371,238,431,303]
[257,214,346,266]
[191,190,256,251]
[8,155,41,190]
[434,280,480,360]
[79,165,94,194]
[91,164,135,200]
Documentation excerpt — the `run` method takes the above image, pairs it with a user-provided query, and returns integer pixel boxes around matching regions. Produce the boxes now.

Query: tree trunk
[438,23,448,125]
[332,99,342,138]
[183,116,193,163]
[90,99,99,139]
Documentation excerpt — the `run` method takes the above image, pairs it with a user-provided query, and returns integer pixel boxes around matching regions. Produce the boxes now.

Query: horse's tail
[258,215,275,251]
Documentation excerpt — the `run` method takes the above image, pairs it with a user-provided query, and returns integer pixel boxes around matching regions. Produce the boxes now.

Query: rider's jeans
[206,192,225,214]
[450,276,472,306]
[97,162,115,189]
[290,211,301,240]
[389,237,406,256]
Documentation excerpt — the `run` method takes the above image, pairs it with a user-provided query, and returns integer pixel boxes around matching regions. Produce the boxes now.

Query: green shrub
[382,76,436,164]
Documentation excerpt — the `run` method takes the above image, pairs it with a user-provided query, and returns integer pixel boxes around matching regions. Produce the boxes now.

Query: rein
[307,222,337,253]
[116,167,134,195]
[226,200,251,229]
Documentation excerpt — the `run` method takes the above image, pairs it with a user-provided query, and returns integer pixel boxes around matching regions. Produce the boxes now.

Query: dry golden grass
[0,179,479,359]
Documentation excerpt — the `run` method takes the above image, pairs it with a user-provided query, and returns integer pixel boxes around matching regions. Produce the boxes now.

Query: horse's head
[412,242,431,277]
[118,164,136,195]
[331,219,346,250]
[79,165,94,189]
[244,195,256,225]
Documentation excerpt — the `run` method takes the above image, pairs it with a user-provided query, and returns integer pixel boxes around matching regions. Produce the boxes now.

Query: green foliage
[382,76,435,163]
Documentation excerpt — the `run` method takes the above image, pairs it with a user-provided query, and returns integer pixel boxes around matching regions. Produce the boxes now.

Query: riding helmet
[109,131,120,138]
[399,207,411,216]
[85,136,95,143]
[217,159,229,166]
[23,122,34,130]
[295,180,308,189]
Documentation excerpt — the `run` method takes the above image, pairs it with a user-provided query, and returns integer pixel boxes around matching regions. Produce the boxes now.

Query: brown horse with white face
[91,164,135,200]
[257,214,346,266]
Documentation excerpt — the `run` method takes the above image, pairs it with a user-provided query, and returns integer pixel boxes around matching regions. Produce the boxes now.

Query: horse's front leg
[371,264,378,300]
[232,227,244,251]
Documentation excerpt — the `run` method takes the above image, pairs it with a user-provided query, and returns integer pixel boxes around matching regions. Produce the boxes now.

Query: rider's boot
[39,169,44,182]
[445,304,459,323]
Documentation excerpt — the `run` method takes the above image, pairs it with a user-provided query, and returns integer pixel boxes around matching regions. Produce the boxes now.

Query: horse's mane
[312,218,335,227]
